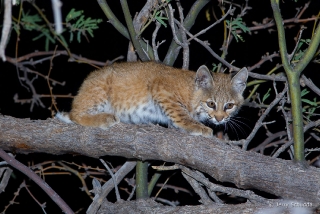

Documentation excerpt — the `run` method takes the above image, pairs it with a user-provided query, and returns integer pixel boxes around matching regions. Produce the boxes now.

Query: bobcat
[57,61,248,138]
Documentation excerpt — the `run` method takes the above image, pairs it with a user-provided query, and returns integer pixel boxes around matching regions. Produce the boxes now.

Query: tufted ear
[195,65,213,89]
[231,67,248,94]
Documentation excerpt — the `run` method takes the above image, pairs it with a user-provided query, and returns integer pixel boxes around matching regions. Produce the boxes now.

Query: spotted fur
[67,61,248,138]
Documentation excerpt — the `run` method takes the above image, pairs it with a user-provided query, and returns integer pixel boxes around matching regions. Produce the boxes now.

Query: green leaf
[21,11,42,31]
[155,11,168,28]
[69,31,74,42]
[226,18,250,33]
[262,88,271,103]
[32,32,45,41]
[66,9,83,22]
[306,107,316,120]
[301,98,317,106]
[77,31,81,43]
[226,18,250,43]
[58,34,68,48]
[66,10,101,43]
[301,88,310,97]
[211,63,218,72]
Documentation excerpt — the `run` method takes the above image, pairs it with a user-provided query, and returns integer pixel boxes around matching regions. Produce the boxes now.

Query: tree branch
[0,116,320,204]
[0,148,73,214]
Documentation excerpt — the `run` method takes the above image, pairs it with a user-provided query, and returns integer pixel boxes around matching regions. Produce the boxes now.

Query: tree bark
[0,115,319,204]
[97,199,311,214]
[98,199,256,214]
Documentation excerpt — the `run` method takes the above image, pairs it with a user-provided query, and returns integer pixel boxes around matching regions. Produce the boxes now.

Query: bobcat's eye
[206,101,216,109]
[225,103,234,110]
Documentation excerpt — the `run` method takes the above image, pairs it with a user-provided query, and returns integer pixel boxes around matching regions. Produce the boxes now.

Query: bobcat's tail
[55,112,73,123]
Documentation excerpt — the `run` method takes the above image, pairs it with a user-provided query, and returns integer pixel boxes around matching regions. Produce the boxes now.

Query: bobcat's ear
[232,67,248,94]
[195,65,213,89]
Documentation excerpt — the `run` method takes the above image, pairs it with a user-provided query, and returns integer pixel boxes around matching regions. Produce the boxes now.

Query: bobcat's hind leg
[70,112,120,129]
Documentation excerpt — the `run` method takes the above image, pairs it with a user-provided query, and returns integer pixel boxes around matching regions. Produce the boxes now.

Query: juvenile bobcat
[57,61,248,138]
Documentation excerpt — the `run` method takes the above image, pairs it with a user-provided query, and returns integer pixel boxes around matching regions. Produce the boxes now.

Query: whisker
[232,116,252,122]
[230,118,252,130]
[228,120,247,137]
[227,122,240,140]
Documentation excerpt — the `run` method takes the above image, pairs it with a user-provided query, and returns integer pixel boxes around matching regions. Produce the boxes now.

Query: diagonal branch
[120,0,149,61]
[0,149,73,214]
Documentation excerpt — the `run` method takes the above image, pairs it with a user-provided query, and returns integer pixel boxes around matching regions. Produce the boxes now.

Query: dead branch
[0,115,320,205]
[0,148,73,214]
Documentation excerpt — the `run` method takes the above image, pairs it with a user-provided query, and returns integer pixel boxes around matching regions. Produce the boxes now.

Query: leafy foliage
[154,11,168,28]
[20,11,57,51]
[293,39,311,61]
[262,88,271,104]
[225,18,250,42]
[66,9,102,43]
[11,8,102,51]
[301,89,319,120]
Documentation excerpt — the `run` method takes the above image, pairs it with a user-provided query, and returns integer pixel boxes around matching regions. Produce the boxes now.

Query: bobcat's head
[192,65,248,125]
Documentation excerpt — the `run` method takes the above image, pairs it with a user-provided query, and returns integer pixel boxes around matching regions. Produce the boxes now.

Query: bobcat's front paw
[189,125,213,138]
[200,126,213,138]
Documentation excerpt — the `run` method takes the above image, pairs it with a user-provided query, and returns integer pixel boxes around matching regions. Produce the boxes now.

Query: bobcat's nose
[215,115,224,122]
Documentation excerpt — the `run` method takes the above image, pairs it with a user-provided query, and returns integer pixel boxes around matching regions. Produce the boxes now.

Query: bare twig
[127,184,136,201]
[0,0,12,61]
[58,161,92,199]
[301,75,320,97]
[174,18,240,71]
[155,183,192,195]
[176,1,190,69]
[236,2,316,34]
[151,21,163,62]
[1,180,25,213]
[168,4,183,47]
[86,161,136,214]
[248,52,280,72]
[152,165,179,170]
[47,47,60,115]
[6,51,124,67]
[251,131,287,153]
[248,72,287,82]
[23,180,47,213]
[187,5,234,42]
[0,166,13,192]
[179,165,267,203]
[181,171,213,205]
[154,172,176,199]
[99,159,121,202]
[0,149,73,214]
[288,27,305,61]
[235,84,288,150]
[133,0,157,33]
[154,197,179,206]
[272,119,320,158]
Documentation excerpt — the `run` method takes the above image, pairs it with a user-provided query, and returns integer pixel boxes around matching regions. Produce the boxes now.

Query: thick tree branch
[0,116,320,204]
[96,199,312,214]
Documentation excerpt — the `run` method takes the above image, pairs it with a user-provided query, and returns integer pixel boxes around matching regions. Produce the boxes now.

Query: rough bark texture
[0,115,320,205]
[97,199,308,214]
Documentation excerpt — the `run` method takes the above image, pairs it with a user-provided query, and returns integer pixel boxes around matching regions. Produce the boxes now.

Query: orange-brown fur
[68,61,248,138]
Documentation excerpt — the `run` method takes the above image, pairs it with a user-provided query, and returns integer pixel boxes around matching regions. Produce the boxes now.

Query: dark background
[0,0,319,213]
